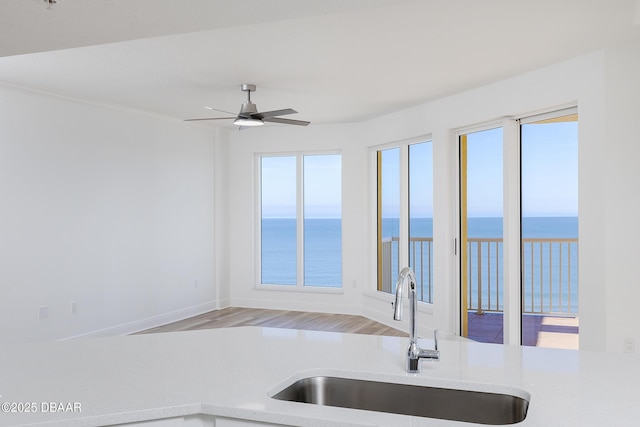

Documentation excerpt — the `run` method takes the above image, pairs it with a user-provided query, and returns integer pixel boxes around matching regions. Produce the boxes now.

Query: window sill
[254,284,344,295]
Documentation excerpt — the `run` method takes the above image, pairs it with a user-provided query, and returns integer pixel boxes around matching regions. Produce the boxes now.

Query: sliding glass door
[458,109,578,349]
[459,127,504,343]
[520,111,579,349]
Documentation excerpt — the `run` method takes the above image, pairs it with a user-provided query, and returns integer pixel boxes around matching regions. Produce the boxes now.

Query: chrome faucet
[392,267,439,373]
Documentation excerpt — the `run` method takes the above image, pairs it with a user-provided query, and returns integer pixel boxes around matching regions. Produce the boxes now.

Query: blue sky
[261,119,578,219]
[409,141,434,217]
[466,121,578,217]
[261,156,296,218]
[379,141,434,218]
[466,127,504,217]
[261,154,341,218]
[521,120,578,216]
[303,154,342,218]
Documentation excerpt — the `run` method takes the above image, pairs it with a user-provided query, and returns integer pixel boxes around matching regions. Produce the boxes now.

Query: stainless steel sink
[271,376,529,425]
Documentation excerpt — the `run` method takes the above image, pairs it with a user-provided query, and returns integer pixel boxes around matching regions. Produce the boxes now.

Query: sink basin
[271,376,529,425]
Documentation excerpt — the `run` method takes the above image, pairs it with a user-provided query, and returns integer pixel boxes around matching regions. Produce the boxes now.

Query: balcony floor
[468,312,579,350]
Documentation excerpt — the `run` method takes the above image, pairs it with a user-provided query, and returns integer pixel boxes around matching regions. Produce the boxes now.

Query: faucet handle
[433,329,439,351]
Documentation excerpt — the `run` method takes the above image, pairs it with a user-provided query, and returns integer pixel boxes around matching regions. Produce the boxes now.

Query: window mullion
[503,118,521,345]
[399,144,410,270]
[297,154,305,287]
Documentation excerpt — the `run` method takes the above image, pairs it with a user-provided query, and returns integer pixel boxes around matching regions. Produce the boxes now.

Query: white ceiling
[1,0,639,127]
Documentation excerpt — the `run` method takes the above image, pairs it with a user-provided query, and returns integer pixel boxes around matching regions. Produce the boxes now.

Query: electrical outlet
[624,337,635,353]
[71,301,78,314]
[194,280,199,289]
[39,306,49,320]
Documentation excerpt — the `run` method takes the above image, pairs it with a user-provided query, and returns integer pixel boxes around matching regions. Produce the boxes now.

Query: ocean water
[382,216,578,239]
[262,217,579,314]
[261,218,342,287]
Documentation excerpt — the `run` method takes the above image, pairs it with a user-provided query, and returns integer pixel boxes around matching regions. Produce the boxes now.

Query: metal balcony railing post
[476,242,483,314]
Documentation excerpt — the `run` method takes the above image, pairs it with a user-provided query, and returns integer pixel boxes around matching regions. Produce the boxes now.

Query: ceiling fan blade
[184,117,235,122]
[263,117,310,127]
[204,106,238,116]
[252,108,298,119]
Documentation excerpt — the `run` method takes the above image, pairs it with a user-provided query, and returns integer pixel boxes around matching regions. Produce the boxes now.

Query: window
[376,140,433,302]
[377,147,400,294]
[409,142,434,303]
[520,110,578,349]
[259,153,342,288]
[261,156,297,285]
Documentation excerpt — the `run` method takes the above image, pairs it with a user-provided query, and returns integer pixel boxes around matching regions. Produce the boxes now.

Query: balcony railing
[467,238,502,314]
[381,237,578,315]
[521,237,579,315]
[381,237,433,303]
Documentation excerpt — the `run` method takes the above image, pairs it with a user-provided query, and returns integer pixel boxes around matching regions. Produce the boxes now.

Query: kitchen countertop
[0,326,638,426]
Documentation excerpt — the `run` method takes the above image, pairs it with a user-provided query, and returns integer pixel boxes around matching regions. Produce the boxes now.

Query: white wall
[0,84,218,343]
[213,127,232,309]
[602,38,640,353]
[226,42,640,352]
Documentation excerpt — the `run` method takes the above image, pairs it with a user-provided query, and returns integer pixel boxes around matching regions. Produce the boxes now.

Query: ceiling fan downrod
[241,83,256,102]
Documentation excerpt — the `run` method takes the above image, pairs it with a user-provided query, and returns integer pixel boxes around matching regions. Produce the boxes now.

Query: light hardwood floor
[136,307,407,337]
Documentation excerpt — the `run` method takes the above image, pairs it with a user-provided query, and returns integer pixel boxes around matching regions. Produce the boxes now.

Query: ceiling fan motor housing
[239,101,258,116]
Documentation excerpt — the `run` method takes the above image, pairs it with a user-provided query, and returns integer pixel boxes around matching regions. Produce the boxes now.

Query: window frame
[255,150,343,293]
[369,135,434,307]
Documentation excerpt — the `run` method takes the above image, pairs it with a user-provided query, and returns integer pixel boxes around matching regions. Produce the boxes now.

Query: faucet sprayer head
[393,267,415,321]
[393,284,403,320]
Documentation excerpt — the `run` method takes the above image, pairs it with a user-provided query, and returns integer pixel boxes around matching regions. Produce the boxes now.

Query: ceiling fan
[184,84,310,128]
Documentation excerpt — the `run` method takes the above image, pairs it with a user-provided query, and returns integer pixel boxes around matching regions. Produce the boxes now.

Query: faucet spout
[393,267,439,373]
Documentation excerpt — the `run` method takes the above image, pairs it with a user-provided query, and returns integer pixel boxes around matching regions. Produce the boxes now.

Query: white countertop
[0,326,638,426]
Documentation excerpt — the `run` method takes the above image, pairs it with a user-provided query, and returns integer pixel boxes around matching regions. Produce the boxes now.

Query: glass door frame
[455,106,577,346]
[455,119,522,345]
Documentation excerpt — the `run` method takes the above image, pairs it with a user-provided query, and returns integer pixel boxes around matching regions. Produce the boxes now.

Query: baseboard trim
[60,301,218,341]
[231,297,361,317]
[216,298,231,310]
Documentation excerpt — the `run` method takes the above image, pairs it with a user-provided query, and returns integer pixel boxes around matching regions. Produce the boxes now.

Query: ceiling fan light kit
[185,83,310,129]
[233,117,264,126]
